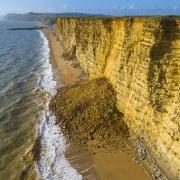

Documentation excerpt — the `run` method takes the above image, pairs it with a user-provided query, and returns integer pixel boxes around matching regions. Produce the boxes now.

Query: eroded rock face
[50,78,129,150]
[56,16,180,178]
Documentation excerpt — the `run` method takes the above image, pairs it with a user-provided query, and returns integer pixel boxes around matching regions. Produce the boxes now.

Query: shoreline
[42,28,85,87]
[42,28,99,179]
[35,30,82,179]
[42,27,150,180]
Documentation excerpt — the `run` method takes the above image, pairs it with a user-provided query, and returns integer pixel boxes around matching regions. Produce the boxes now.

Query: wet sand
[43,28,150,180]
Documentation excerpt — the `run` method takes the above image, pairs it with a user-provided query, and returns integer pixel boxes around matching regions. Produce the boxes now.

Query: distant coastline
[4,12,108,25]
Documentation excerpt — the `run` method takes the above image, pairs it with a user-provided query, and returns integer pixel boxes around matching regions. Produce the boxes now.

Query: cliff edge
[56,16,180,179]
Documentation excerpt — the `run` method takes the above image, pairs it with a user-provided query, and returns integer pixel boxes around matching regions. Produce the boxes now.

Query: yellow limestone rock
[56,16,180,179]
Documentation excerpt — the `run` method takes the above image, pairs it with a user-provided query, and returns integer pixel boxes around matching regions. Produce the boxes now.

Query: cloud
[62,4,68,10]
[173,5,179,10]
[113,5,118,9]
[113,4,135,10]
[129,5,135,10]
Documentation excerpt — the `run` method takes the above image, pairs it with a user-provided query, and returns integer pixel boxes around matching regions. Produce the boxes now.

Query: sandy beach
[43,27,150,180]
[42,28,84,86]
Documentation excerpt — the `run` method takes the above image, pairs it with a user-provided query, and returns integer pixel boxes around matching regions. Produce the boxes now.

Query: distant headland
[4,12,108,25]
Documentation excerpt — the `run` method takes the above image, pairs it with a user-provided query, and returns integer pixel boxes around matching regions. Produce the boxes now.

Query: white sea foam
[36,31,82,180]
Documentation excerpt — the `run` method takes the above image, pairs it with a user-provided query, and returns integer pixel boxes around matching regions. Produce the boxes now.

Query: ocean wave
[35,31,82,180]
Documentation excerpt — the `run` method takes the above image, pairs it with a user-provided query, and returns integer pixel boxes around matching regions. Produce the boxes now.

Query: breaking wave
[35,31,82,180]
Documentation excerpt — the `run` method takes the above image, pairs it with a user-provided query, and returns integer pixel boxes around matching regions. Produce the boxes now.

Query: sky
[0,0,180,15]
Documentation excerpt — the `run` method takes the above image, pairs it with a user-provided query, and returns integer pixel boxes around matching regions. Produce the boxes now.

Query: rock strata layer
[56,16,180,179]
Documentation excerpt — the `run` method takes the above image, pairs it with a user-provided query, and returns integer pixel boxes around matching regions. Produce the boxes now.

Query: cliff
[56,16,180,179]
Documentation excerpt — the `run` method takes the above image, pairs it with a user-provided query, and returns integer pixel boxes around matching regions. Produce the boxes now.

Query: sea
[0,19,82,179]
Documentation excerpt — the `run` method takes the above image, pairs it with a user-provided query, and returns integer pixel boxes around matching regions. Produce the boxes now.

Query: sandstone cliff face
[56,17,180,178]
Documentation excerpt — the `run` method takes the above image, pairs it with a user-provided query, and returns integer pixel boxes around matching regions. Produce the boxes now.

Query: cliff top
[57,15,180,22]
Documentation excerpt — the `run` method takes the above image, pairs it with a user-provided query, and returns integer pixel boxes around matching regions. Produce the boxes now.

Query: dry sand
[42,28,84,86]
[43,28,150,180]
